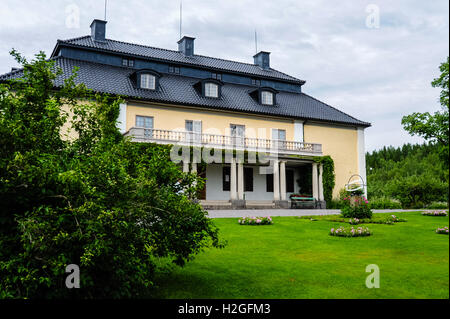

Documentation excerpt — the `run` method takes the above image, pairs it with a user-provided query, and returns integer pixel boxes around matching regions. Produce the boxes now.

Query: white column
[183,161,189,173]
[191,162,197,174]
[230,158,237,201]
[237,162,244,200]
[318,163,324,201]
[280,161,286,201]
[117,102,127,134]
[273,160,280,201]
[312,162,319,200]
[357,127,367,198]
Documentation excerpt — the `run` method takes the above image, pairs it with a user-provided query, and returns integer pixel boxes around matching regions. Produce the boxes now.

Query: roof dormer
[250,87,278,106]
[131,69,161,90]
[194,78,223,99]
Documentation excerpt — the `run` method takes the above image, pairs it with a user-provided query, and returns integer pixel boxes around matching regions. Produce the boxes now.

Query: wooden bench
[290,196,317,209]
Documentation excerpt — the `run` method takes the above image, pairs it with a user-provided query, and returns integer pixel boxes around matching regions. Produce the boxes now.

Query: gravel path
[206,209,431,218]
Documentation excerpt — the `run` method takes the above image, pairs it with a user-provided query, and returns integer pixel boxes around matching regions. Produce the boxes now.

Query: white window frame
[185,120,202,143]
[136,115,154,138]
[261,91,274,105]
[140,74,156,90]
[205,82,219,98]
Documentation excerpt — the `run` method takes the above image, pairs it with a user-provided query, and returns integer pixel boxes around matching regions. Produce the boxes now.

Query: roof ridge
[58,36,303,82]
[300,92,371,126]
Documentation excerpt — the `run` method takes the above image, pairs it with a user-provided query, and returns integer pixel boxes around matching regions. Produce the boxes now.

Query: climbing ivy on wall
[314,156,335,204]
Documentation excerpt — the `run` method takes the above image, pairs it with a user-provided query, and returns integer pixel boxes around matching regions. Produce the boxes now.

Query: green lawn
[152,212,449,299]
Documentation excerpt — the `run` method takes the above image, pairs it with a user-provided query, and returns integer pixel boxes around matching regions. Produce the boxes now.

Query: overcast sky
[0,0,448,152]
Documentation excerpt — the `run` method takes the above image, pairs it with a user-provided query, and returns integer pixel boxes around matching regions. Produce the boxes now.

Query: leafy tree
[0,51,223,298]
[402,57,449,167]
[366,143,448,208]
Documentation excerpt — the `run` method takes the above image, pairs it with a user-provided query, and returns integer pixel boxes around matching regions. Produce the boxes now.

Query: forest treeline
[366,142,449,208]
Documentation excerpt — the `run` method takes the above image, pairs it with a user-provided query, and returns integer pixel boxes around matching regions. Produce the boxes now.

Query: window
[244,167,253,192]
[185,120,202,143]
[272,129,286,149]
[205,82,219,98]
[136,115,153,137]
[272,129,286,140]
[223,167,231,191]
[252,79,261,86]
[212,73,222,80]
[230,124,245,146]
[261,91,274,105]
[140,74,156,90]
[169,66,180,74]
[122,58,134,67]
[286,169,294,193]
[136,115,153,128]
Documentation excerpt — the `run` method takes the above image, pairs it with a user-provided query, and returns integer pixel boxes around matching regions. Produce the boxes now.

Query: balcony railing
[124,127,322,155]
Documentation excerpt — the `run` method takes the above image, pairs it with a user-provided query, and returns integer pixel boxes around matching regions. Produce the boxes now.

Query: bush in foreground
[330,226,372,237]
[238,216,273,225]
[0,51,224,298]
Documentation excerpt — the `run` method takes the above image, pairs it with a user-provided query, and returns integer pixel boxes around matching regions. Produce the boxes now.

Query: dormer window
[205,82,219,98]
[261,91,274,105]
[249,87,278,106]
[131,69,161,90]
[194,78,223,99]
[140,74,156,90]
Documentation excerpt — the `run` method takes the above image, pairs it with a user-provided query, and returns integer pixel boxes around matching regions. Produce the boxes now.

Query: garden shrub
[340,196,373,219]
[368,197,402,209]
[238,216,273,225]
[0,51,224,299]
[330,226,371,237]
[426,202,449,209]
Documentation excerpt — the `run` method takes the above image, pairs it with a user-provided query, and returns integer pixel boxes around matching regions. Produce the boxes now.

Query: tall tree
[402,57,449,166]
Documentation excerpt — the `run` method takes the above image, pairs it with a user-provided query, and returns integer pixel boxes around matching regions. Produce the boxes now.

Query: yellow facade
[126,101,294,140]
[125,101,360,199]
[304,123,359,198]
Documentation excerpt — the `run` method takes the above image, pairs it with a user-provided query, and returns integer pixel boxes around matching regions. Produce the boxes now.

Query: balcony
[124,127,322,155]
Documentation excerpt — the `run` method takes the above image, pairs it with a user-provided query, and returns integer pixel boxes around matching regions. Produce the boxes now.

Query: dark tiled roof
[54,36,303,84]
[0,57,371,127]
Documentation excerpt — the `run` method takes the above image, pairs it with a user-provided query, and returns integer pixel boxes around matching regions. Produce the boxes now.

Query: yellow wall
[126,101,294,140]
[304,123,359,198]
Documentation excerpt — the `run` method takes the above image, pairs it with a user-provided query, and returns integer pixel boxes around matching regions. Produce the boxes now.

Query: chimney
[90,19,107,42]
[177,36,195,56]
[253,51,270,70]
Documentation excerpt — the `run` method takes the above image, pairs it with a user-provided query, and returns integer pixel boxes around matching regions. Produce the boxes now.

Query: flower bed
[422,210,448,216]
[330,226,371,237]
[347,215,405,225]
[238,216,273,225]
[435,226,449,234]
